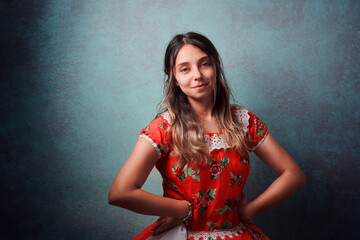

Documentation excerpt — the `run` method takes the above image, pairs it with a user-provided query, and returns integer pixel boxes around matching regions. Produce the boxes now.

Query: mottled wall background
[1,0,359,239]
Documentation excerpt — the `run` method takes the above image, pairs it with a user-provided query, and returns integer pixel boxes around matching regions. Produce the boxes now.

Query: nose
[193,66,202,81]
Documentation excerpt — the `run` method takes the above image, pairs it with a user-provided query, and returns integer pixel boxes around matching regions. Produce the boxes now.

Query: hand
[237,193,255,223]
[151,216,183,236]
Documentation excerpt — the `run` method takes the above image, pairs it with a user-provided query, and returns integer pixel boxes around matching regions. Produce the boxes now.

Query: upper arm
[254,133,301,175]
[110,138,158,196]
[109,116,171,199]
[239,109,302,176]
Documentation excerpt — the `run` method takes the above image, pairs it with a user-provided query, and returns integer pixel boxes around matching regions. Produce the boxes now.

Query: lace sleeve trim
[232,107,250,133]
[139,134,161,159]
[188,222,246,240]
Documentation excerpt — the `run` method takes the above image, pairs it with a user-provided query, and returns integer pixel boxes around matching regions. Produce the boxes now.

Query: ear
[176,81,179,86]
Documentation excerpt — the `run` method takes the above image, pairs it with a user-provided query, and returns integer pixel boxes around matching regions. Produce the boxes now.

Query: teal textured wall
[1,0,359,239]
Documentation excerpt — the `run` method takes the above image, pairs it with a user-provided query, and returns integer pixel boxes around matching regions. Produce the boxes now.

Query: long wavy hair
[158,32,246,168]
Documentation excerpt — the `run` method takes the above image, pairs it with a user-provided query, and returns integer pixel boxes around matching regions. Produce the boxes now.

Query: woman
[108,32,305,240]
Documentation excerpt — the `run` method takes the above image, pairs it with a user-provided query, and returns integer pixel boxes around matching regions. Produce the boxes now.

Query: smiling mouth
[193,83,208,88]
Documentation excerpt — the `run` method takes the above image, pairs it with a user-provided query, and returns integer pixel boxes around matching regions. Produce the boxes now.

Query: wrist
[238,202,257,222]
[181,200,192,225]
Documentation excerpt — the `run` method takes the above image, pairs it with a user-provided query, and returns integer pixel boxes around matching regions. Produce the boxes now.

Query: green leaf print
[171,164,200,182]
[206,222,218,231]
[185,167,200,182]
[158,123,164,129]
[256,128,264,137]
[207,158,216,165]
[221,219,232,229]
[215,205,232,215]
[160,171,178,190]
[219,157,230,168]
[215,197,237,215]
[199,207,205,216]
[229,172,243,187]
[145,126,150,134]
[191,175,200,182]
[205,189,216,201]
[240,155,250,164]
[187,168,196,175]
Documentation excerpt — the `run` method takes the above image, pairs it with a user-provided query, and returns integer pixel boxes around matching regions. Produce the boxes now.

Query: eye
[180,67,189,72]
[201,62,211,67]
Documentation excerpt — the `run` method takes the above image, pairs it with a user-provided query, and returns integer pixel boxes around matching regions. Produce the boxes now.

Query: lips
[193,83,207,88]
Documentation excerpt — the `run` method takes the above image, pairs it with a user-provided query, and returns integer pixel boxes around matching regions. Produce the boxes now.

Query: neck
[188,97,214,121]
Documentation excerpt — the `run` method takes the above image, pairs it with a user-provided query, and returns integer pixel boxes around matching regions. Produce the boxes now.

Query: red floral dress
[133,107,270,240]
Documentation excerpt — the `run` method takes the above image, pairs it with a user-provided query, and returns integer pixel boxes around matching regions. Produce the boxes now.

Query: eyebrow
[176,56,210,68]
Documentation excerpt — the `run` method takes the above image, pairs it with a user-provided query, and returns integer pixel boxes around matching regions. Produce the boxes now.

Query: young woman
[109,32,305,240]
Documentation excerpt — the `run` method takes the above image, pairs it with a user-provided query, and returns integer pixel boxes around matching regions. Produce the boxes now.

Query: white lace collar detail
[161,108,249,152]
[188,222,246,240]
[203,134,229,152]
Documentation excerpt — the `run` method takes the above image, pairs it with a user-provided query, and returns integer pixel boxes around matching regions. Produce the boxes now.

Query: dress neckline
[203,132,223,136]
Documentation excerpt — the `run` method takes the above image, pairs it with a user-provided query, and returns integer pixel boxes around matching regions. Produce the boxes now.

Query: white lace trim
[203,134,230,152]
[232,107,250,133]
[139,134,161,158]
[161,108,249,133]
[160,108,251,152]
[188,222,246,240]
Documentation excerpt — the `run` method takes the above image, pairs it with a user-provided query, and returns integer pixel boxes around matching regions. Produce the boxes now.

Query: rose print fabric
[133,107,270,240]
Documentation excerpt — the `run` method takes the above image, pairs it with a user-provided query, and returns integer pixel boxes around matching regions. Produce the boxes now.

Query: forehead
[175,44,208,65]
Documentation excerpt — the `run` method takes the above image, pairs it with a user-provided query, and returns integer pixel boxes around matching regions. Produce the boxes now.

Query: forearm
[109,188,188,218]
[245,168,305,218]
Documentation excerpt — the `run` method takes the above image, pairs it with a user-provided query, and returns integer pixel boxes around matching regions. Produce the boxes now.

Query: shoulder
[158,110,171,125]
[231,105,267,131]
[144,110,171,130]
[139,111,172,159]
[231,105,269,151]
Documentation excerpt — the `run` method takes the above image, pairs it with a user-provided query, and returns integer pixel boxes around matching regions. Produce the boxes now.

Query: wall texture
[1,0,359,239]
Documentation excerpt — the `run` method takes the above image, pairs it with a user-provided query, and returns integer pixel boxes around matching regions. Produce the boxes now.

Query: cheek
[176,75,192,87]
[204,68,215,78]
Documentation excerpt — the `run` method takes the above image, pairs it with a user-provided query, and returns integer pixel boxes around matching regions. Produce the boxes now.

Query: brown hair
[159,32,246,168]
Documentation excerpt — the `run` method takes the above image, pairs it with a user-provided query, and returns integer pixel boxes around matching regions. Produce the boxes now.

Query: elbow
[285,167,306,190]
[293,167,306,189]
[108,191,117,206]
[108,188,127,207]
[299,170,306,188]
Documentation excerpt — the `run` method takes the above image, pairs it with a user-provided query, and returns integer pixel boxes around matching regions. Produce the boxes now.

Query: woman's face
[174,44,215,104]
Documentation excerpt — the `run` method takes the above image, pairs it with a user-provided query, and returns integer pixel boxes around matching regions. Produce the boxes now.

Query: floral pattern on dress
[191,189,216,216]
[215,197,238,215]
[229,172,244,187]
[172,164,200,182]
[207,157,229,180]
[246,223,266,240]
[134,108,270,240]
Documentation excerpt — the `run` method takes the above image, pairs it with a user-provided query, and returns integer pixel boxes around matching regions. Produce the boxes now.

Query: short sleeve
[246,111,268,151]
[139,115,171,160]
[232,107,269,152]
